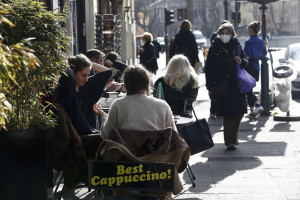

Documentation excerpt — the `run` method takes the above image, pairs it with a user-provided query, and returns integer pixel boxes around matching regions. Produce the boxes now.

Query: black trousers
[246,90,258,108]
[223,114,244,146]
[80,134,103,159]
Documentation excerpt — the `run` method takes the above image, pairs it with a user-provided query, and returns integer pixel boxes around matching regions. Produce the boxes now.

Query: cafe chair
[173,99,197,187]
[50,104,90,199]
[95,127,191,198]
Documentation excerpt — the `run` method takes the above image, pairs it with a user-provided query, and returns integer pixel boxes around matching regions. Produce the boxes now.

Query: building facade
[42,0,136,64]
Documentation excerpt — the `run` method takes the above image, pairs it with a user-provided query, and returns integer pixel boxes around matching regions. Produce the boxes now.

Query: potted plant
[0,1,69,199]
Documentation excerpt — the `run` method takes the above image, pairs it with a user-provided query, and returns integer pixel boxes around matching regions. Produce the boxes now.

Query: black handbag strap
[191,106,199,123]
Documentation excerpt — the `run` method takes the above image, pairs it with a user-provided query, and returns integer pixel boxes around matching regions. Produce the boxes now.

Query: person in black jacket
[152,35,162,58]
[205,23,248,151]
[85,49,123,92]
[139,32,158,74]
[153,54,200,118]
[103,51,128,83]
[55,54,112,135]
[170,20,201,72]
[209,20,230,118]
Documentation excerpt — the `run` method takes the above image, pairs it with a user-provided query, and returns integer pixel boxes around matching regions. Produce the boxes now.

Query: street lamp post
[224,0,229,20]
[247,0,279,115]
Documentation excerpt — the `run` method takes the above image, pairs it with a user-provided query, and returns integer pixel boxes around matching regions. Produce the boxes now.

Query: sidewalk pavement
[175,73,300,200]
[56,72,300,200]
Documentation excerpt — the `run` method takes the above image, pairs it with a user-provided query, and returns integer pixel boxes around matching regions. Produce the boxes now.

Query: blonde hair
[164,54,200,91]
[142,32,153,43]
[180,20,192,31]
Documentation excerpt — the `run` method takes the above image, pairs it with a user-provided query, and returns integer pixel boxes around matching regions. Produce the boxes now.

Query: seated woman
[104,51,128,83]
[54,54,112,198]
[55,54,112,135]
[153,54,200,118]
[94,65,177,139]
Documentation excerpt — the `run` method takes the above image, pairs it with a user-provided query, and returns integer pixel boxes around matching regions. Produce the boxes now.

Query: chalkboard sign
[88,160,175,193]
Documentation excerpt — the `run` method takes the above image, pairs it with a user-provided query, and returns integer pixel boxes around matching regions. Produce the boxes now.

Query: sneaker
[226,144,236,151]
[249,104,264,117]
[209,113,216,118]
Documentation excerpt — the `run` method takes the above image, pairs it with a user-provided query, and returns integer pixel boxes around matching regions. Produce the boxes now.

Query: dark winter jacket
[111,60,128,83]
[140,41,158,73]
[205,37,248,116]
[170,29,200,67]
[153,77,199,118]
[55,69,112,135]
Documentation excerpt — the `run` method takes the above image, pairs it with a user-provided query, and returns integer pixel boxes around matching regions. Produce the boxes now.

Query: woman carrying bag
[205,22,248,150]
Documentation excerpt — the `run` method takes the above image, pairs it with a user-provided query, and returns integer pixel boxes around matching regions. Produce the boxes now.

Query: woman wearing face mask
[205,23,248,150]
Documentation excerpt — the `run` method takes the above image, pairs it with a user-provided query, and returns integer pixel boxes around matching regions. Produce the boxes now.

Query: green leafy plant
[0,1,70,130]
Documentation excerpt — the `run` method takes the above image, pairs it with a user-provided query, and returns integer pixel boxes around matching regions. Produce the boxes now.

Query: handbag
[236,64,256,94]
[236,44,256,94]
[209,78,229,101]
[178,107,214,155]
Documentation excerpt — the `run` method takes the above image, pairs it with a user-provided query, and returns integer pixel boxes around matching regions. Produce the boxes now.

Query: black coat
[55,69,112,135]
[170,29,199,67]
[153,77,199,118]
[205,37,248,116]
[140,41,158,73]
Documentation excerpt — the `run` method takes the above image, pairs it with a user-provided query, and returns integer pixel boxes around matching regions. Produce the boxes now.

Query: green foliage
[0,1,70,130]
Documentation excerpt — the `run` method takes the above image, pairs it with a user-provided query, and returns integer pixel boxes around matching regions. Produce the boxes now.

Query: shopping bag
[236,64,256,94]
[178,108,214,155]
[236,44,256,94]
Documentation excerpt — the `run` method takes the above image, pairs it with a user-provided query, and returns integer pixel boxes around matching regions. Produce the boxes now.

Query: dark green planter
[0,129,52,200]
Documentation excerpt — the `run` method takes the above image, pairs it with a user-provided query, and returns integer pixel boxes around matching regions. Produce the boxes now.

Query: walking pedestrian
[205,23,248,150]
[139,32,158,74]
[209,20,230,118]
[244,21,267,117]
[170,20,202,73]
[152,34,162,58]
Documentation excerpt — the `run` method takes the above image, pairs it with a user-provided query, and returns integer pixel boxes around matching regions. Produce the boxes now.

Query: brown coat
[96,128,191,195]
[51,104,87,187]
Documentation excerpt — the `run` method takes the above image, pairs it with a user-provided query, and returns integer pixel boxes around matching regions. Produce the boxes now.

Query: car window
[194,33,203,40]
[291,46,300,60]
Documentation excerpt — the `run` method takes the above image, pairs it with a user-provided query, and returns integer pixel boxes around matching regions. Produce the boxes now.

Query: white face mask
[220,34,231,44]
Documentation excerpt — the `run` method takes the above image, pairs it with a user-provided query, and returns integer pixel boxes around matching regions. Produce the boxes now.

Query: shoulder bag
[177,107,214,155]
[236,44,256,94]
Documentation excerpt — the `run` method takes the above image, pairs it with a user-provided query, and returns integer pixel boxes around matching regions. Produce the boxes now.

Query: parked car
[193,30,206,48]
[157,37,165,52]
[278,43,300,92]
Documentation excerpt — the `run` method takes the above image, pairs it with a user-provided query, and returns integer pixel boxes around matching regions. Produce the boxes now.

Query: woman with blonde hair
[139,32,158,74]
[170,20,201,72]
[153,54,200,118]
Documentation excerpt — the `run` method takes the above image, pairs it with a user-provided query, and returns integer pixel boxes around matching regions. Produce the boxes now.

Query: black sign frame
[88,160,175,193]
